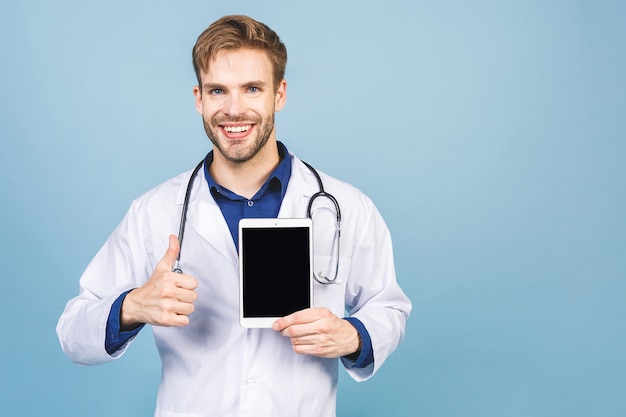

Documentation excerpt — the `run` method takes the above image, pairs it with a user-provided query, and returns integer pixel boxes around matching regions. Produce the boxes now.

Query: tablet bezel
[238,217,314,328]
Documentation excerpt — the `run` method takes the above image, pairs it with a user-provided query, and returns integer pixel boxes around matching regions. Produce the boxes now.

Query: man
[57,15,411,417]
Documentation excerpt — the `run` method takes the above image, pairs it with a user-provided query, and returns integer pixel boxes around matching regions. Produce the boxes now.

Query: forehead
[201,48,273,85]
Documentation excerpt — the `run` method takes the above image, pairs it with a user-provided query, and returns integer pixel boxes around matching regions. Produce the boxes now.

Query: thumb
[156,234,180,272]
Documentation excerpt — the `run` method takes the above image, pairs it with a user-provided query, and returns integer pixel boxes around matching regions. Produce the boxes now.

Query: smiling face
[194,48,287,166]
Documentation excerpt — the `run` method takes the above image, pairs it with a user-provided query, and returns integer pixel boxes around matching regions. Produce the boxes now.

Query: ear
[193,85,203,114]
[274,79,287,112]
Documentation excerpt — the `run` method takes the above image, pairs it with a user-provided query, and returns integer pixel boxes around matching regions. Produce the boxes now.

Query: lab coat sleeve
[342,199,412,382]
[56,200,155,366]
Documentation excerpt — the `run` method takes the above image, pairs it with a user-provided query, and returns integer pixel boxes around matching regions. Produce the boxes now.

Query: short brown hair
[192,15,287,92]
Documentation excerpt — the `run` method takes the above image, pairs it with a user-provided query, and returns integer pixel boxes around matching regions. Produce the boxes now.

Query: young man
[57,15,411,417]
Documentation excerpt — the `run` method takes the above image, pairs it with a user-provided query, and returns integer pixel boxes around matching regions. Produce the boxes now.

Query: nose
[223,91,244,116]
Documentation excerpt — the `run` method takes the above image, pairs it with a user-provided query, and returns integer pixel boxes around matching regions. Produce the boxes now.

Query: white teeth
[224,125,251,133]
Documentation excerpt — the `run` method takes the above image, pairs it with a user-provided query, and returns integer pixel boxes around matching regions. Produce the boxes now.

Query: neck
[209,140,280,199]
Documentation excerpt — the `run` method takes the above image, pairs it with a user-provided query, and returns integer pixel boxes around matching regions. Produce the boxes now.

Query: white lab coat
[57,152,411,417]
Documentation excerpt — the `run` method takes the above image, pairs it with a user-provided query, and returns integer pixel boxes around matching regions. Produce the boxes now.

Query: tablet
[239,218,313,328]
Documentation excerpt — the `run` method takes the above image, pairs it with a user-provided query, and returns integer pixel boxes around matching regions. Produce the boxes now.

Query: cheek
[199,102,220,120]
[260,97,279,116]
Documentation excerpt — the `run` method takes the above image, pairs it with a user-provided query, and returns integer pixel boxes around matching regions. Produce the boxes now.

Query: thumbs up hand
[121,235,198,329]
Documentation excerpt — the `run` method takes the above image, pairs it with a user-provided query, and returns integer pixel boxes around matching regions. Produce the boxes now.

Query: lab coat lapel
[182,168,238,265]
[278,155,319,219]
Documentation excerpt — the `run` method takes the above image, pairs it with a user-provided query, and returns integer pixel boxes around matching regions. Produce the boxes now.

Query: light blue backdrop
[1,1,624,416]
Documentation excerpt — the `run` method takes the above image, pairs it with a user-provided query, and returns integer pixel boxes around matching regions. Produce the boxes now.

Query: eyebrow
[202,81,267,91]
[202,82,226,92]
[241,80,267,90]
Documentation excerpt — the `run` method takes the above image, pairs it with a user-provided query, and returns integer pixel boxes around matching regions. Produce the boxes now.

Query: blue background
[1,1,625,416]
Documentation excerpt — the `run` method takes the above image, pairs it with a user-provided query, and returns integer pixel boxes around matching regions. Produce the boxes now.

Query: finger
[174,274,199,291]
[155,234,180,272]
[172,299,196,316]
[273,307,326,331]
[172,287,198,304]
[280,322,318,338]
[280,312,337,338]
[155,299,195,326]
[272,310,306,331]
[163,312,191,327]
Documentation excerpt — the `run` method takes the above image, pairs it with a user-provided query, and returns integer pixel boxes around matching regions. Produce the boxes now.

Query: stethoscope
[172,159,342,285]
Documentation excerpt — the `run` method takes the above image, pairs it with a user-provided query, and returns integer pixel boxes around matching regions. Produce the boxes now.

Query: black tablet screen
[241,226,311,317]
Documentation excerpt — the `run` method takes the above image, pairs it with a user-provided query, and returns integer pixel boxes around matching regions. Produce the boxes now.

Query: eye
[248,86,259,93]
[210,88,223,95]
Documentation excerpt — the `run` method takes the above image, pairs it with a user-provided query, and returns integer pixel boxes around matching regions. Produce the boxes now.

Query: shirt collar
[203,141,292,200]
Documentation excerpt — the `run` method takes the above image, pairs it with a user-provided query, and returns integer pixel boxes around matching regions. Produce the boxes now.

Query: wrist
[345,332,362,360]
[120,289,142,331]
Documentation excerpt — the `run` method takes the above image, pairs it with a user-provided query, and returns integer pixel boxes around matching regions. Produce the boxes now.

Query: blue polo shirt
[105,142,372,368]
[204,143,292,251]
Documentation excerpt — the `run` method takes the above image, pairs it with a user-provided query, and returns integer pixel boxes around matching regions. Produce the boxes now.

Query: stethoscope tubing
[173,158,341,284]
[172,160,204,274]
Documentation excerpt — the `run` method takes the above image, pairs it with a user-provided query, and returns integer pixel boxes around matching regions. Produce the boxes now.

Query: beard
[202,112,275,164]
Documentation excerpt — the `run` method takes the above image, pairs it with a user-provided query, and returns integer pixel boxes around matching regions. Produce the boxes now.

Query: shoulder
[290,153,378,217]
[127,168,194,215]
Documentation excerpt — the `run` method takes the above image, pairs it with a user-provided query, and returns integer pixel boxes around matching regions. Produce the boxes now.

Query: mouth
[220,124,254,139]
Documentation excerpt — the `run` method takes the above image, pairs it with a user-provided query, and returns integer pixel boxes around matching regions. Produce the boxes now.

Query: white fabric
[57,152,412,417]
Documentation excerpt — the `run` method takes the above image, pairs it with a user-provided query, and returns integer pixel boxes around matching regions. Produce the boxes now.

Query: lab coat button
[246,378,256,387]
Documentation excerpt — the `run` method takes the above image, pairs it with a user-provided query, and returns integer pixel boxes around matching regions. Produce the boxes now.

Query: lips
[223,125,252,134]
[219,123,254,139]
